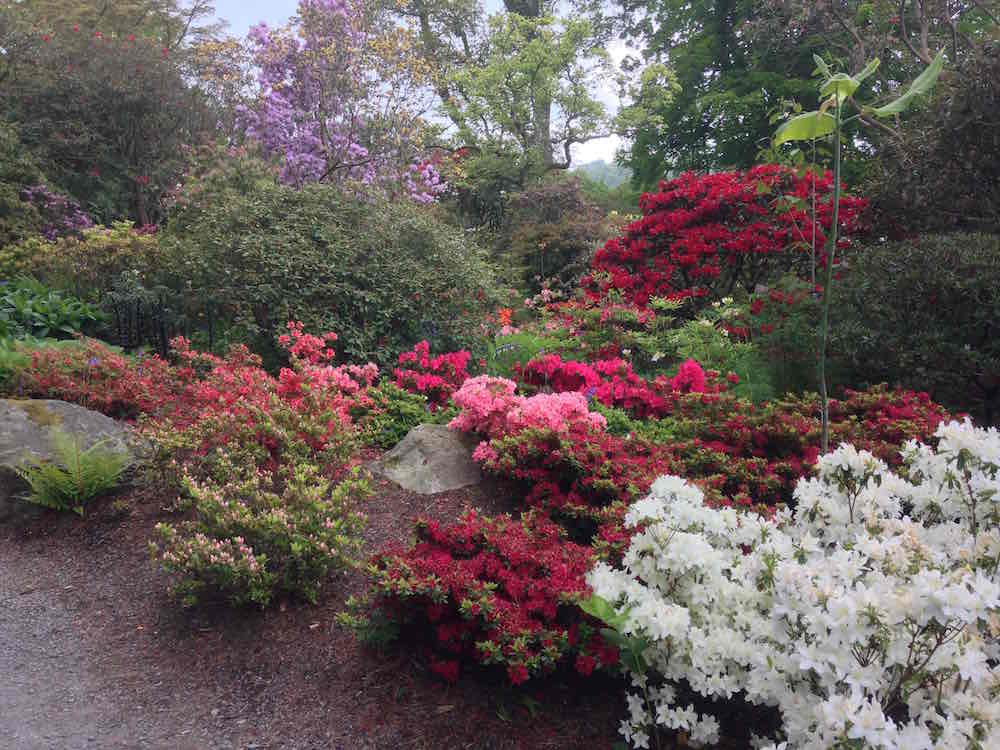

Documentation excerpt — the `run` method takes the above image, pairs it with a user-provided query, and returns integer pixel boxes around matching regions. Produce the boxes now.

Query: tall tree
[615,0,817,184]
[396,0,613,228]
[751,0,1000,232]
[239,0,442,200]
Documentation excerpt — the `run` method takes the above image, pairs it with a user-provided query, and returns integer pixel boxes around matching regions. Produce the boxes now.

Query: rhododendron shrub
[354,511,618,684]
[583,165,868,308]
[394,340,470,410]
[152,453,369,607]
[588,420,1000,749]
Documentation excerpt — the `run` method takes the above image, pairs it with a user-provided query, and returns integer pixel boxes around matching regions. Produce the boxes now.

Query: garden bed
[0,472,621,750]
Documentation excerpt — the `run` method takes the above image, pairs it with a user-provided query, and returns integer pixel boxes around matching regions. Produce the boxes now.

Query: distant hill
[572,160,631,188]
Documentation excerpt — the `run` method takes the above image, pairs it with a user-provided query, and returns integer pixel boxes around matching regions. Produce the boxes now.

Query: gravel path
[0,534,249,750]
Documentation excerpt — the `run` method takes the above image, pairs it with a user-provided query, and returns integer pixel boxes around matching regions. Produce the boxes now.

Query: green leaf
[869,49,945,117]
[579,593,630,630]
[812,54,833,79]
[820,73,859,103]
[773,111,836,146]
[854,57,880,84]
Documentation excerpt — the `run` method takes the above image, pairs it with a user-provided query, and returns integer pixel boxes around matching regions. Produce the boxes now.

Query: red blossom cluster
[394,340,470,410]
[515,354,722,418]
[17,325,379,460]
[368,511,617,684]
[583,165,868,307]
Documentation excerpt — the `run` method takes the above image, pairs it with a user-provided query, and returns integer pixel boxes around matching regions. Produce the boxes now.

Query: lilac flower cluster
[20,184,93,240]
[240,0,445,202]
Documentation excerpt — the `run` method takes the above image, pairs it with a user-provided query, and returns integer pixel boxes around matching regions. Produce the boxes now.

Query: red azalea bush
[583,165,868,307]
[362,511,618,685]
[16,338,180,419]
[394,339,471,410]
[449,375,608,438]
[516,354,722,419]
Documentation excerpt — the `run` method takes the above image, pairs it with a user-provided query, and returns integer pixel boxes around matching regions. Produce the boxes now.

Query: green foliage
[495,175,615,295]
[354,381,433,449]
[0,121,44,247]
[160,150,501,368]
[832,233,1000,424]
[152,455,369,608]
[0,278,105,339]
[669,303,776,402]
[750,277,826,396]
[618,0,818,182]
[15,428,130,515]
[0,1,220,224]
[484,330,575,378]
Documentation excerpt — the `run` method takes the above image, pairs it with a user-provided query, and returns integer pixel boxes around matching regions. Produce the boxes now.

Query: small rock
[369,424,482,495]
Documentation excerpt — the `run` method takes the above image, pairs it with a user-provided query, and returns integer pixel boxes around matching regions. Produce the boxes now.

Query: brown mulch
[0,466,622,750]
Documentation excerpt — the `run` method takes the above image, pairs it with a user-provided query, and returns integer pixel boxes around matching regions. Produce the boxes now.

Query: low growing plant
[16,428,130,515]
[152,452,369,608]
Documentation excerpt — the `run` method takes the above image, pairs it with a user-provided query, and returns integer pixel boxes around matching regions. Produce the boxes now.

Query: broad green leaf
[773,111,836,146]
[855,57,880,84]
[580,593,630,630]
[813,54,832,79]
[820,73,859,103]
[870,49,945,117]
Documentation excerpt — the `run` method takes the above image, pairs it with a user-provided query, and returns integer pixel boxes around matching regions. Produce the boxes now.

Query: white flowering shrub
[587,419,1000,749]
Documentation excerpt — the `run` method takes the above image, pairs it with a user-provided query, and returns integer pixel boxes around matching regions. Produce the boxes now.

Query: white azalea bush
[586,419,1000,749]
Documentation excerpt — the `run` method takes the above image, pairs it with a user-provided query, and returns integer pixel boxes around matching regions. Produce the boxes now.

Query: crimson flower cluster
[367,511,617,684]
[394,340,470,410]
[583,165,868,307]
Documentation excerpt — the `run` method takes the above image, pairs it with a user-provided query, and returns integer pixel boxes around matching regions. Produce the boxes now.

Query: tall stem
[819,102,842,454]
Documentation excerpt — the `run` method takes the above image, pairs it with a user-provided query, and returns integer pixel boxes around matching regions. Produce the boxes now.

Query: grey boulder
[370,423,483,495]
[0,399,134,522]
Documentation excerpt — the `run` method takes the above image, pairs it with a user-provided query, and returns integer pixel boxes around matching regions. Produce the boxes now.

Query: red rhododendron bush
[583,165,868,308]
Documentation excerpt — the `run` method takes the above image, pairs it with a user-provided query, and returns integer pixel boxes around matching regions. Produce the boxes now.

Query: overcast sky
[211,0,623,164]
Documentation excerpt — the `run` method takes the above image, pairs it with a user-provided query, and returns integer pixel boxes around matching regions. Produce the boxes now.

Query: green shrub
[354,381,433,449]
[1,223,178,352]
[485,331,576,378]
[0,121,45,248]
[831,233,1000,423]
[15,428,130,515]
[747,275,830,397]
[668,300,775,402]
[159,151,501,368]
[151,453,369,608]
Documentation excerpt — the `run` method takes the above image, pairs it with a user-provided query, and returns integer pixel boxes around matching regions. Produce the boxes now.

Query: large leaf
[812,54,833,79]
[773,111,836,146]
[870,49,945,117]
[579,593,630,630]
[820,73,860,103]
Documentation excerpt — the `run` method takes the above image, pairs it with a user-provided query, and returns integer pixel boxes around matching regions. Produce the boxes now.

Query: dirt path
[0,481,620,750]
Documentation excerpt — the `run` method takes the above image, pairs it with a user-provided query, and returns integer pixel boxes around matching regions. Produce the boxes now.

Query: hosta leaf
[773,111,836,146]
